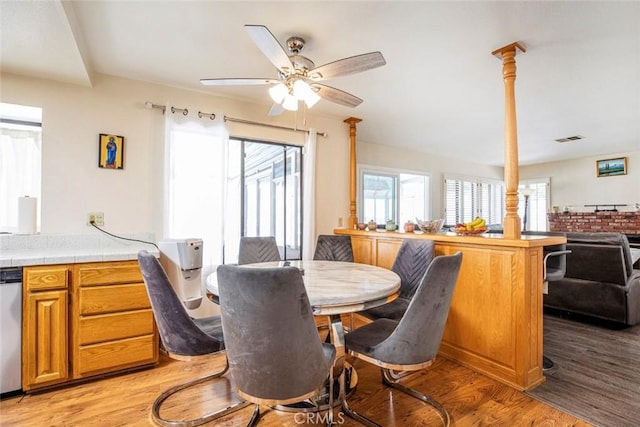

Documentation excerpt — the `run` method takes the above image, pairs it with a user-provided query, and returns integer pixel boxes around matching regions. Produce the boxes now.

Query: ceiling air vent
[555,135,585,143]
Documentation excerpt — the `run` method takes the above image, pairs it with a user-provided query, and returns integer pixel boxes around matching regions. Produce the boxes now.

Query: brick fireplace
[548,211,640,244]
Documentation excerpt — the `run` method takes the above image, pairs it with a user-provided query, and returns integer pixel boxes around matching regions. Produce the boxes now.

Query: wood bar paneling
[337,228,565,391]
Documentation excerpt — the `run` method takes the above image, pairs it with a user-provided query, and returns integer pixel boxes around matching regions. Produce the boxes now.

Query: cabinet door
[351,236,375,265]
[22,290,68,390]
[376,239,402,269]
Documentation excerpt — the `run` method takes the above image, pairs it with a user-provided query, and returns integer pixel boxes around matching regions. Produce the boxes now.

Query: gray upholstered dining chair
[238,236,282,265]
[360,239,435,321]
[343,251,463,427]
[217,264,337,426]
[137,250,249,427]
[313,234,354,262]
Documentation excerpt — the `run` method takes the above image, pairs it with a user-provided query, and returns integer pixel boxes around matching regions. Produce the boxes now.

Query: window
[444,176,504,226]
[165,115,303,265]
[165,120,227,267]
[519,179,550,231]
[0,102,42,233]
[359,167,430,225]
[236,139,302,260]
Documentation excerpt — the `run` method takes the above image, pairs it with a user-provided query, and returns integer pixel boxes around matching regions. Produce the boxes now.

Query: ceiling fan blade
[268,103,285,116]
[244,25,294,74]
[312,83,363,107]
[200,78,278,86]
[308,52,386,81]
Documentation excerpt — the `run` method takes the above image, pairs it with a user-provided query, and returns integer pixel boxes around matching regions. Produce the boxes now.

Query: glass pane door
[241,140,302,260]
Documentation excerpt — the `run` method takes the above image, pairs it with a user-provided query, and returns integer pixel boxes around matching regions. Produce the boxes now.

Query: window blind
[444,176,504,226]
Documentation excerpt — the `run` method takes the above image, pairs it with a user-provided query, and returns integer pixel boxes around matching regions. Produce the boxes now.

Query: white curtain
[302,129,317,259]
[163,110,229,268]
[0,128,41,232]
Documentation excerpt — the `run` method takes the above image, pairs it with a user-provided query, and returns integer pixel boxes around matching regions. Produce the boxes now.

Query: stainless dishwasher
[0,266,22,395]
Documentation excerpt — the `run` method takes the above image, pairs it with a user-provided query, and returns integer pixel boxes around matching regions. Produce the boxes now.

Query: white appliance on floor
[158,239,219,318]
[1,266,22,395]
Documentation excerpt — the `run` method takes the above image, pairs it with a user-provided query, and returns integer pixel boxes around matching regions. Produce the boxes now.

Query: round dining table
[206,260,401,315]
[205,260,401,412]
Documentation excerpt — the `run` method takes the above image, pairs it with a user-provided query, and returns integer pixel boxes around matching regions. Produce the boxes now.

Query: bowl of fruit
[416,218,444,233]
[452,217,489,235]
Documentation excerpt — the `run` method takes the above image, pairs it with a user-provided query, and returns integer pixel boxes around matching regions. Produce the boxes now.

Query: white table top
[206,260,401,316]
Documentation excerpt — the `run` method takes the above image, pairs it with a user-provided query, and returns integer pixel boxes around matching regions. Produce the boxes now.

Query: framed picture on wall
[596,157,627,177]
[98,133,124,169]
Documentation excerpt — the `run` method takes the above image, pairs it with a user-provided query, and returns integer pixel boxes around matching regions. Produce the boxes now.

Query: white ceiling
[1,1,639,166]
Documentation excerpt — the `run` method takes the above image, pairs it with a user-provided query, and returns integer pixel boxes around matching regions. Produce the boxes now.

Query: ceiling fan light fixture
[304,90,321,108]
[268,83,288,104]
[282,94,299,111]
[293,80,320,108]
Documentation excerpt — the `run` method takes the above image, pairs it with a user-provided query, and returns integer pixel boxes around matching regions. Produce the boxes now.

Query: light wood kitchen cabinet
[22,266,69,390]
[22,260,158,391]
[71,261,158,378]
[350,234,402,268]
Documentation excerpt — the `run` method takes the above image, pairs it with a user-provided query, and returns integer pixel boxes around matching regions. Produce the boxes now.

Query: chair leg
[543,355,555,371]
[152,360,251,427]
[340,366,381,427]
[381,369,450,427]
[246,404,261,427]
[327,357,335,427]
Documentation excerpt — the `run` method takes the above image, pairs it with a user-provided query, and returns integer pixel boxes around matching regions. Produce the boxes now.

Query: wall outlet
[87,212,104,226]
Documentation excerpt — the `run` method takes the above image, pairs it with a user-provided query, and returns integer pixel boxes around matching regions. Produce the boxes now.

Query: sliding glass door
[238,139,302,260]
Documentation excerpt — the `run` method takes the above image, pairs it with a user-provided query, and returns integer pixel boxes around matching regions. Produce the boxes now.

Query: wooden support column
[493,42,526,239]
[344,117,362,230]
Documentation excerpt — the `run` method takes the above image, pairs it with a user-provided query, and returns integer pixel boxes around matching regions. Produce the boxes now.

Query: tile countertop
[0,232,159,267]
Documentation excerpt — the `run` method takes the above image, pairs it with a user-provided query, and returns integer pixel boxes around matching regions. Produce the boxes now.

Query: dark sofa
[545,232,640,326]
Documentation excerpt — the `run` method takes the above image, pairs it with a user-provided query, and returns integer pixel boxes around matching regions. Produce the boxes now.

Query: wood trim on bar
[493,42,526,240]
[344,117,362,230]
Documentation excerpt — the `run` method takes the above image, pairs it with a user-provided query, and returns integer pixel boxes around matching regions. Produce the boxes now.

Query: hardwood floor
[526,312,640,427]
[1,351,589,426]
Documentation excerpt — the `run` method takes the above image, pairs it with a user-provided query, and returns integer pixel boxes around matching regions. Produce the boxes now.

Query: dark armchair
[137,250,248,427]
[359,239,435,321]
[343,252,463,427]
[238,236,281,265]
[545,232,640,326]
[313,234,354,262]
[217,264,336,426]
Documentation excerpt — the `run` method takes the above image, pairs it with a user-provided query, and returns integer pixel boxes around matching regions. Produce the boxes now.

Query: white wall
[8,71,591,240]
[1,72,351,238]
[521,151,640,212]
[356,140,504,219]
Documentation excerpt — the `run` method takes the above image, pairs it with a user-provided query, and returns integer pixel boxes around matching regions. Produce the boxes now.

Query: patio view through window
[235,139,302,260]
[359,168,430,226]
[166,129,302,265]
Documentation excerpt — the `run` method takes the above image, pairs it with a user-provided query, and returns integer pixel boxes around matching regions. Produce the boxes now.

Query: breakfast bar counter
[334,228,567,391]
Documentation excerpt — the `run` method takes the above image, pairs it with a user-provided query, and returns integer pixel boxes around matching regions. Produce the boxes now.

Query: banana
[465,217,483,227]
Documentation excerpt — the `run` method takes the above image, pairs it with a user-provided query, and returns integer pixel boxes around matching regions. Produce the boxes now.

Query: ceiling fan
[200,25,386,115]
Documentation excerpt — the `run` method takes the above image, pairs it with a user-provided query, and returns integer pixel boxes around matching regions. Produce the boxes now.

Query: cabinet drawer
[78,309,155,345]
[24,266,68,291]
[75,262,142,287]
[79,283,150,315]
[75,335,157,377]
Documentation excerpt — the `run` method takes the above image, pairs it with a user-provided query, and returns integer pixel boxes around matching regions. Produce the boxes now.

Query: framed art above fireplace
[596,157,627,177]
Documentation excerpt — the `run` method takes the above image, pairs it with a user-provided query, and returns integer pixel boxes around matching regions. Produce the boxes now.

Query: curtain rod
[224,116,328,138]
